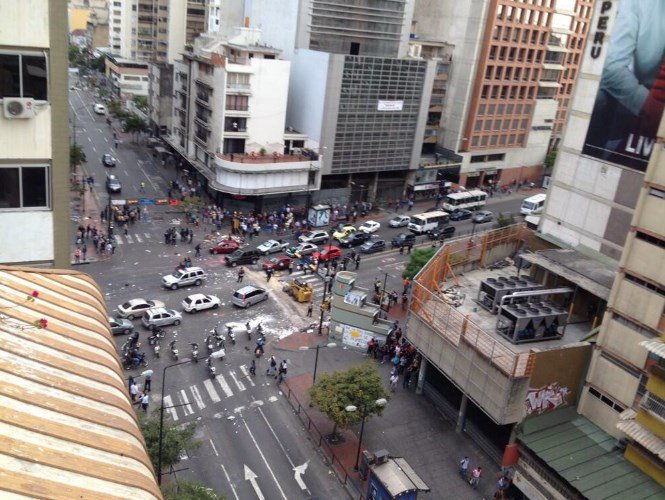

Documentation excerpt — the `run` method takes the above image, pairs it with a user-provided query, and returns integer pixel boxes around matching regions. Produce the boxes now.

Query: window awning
[617,409,665,460]
[640,340,665,359]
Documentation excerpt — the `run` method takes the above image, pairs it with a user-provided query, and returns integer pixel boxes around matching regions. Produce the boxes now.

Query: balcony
[226,82,252,94]
[217,152,314,164]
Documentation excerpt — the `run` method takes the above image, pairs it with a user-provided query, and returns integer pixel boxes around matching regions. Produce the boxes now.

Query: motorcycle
[191,343,199,362]
[148,326,165,343]
[227,325,236,345]
[169,338,179,361]
[123,351,147,370]
[205,334,215,353]
[213,327,226,349]
[206,356,216,378]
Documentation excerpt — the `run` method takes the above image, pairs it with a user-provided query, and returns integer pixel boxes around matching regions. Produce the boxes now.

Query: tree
[68,44,86,66]
[70,144,87,172]
[402,247,437,280]
[493,212,516,229]
[90,55,106,72]
[163,480,224,500]
[133,95,149,112]
[139,414,200,474]
[544,149,558,169]
[308,362,389,438]
[122,113,149,143]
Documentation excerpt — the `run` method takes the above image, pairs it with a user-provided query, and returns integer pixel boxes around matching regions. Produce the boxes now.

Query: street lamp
[318,273,331,336]
[299,342,337,383]
[346,398,388,471]
[157,350,224,485]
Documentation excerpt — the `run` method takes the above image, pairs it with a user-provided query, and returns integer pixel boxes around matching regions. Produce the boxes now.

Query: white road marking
[144,232,151,239]
[92,146,97,153]
[241,420,288,500]
[209,438,219,457]
[244,465,265,500]
[178,389,194,415]
[220,463,240,500]
[215,374,234,398]
[293,461,309,490]
[203,379,221,403]
[135,233,143,243]
[123,169,129,177]
[228,370,246,392]
[249,400,264,408]
[234,406,245,413]
[190,385,206,410]
[239,365,255,387]
[87,136,92,142]
[125,234,134,244]
[104,137,109,143]
[268,396,278,403]
[162,395,178,421]
[115,235,124,245]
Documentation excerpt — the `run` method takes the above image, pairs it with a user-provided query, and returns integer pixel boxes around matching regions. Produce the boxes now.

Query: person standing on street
[195,243,201,257]
[459,456,470,480]
[140,392,150,412]
[139,181,145,193]
[307,302,313,317]
[265,267,273,282]
[470,466,482,489]
[355,254,361,270]
[81,243,87,261]
[143,370,153,392]
[130,380,139,402]
[389,372,399,392]
[237,267,245,283]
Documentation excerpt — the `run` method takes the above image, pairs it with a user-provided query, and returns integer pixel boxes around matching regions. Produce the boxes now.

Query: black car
[428,224,456,240]
[102,153,116,167]
[224,249,261,267]
[391,232,416,248]
[360,239,386,254]
[105,174,121,193]
[339,232,371,247]
[449,209,473,221]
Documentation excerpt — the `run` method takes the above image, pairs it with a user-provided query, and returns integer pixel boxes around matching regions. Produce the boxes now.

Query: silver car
[141,307,182,328]
[109,316,134,335]
[232,285,268,308]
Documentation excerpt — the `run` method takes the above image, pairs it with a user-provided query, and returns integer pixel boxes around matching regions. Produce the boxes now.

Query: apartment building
[164,28,320,211]
[0,0,69,267]
[412,0,593,190]
[105,55,149,98]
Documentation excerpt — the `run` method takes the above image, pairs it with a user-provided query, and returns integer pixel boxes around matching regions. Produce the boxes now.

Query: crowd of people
[74,223,116,262]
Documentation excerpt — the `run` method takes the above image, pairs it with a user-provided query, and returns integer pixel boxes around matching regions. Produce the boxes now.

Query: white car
[358,220,381,233]
[256,239,289,255]
[182,293,221,313]
[298,230,329,244]
[93,103,106,115]
[389,215,410,228]
[117,299,166,320]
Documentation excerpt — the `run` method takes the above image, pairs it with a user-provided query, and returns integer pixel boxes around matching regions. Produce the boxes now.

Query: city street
[69,83,527,498]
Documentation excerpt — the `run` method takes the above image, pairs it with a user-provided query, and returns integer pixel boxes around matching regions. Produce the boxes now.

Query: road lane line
[178,389,194,415]
[209,438,219,457]
[92,146,97,153]
[228,370,246,392]
[144,232,151,239]
[241,418,288,500]
[215,375,234,398]
[190,385,206,410]
[162,395,178,421]
[115,235,124,245]
[135,233,143,243]
[219,463,240,500]
[87,136,92,142]
[203,379,221,403]
[104,137,109,143]
[239,365,255,387]
[125,234,134,244]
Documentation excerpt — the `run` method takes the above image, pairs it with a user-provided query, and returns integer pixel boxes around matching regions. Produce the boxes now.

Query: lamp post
[299,342,337,383]
[346,398,388,471]
[318,273,331,336]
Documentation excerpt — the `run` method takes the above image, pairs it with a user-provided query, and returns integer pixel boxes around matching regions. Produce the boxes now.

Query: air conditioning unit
[3,98,36,119]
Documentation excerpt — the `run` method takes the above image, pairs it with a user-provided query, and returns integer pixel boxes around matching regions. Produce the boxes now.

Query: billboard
[582,0,665,172]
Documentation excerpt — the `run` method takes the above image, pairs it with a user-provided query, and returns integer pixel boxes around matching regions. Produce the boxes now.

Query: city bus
[520,193,547,215]
[442,190,488,212]
[408,210,450,234]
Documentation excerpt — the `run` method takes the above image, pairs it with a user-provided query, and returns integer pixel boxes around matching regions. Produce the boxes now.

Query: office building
[0,0,69,267]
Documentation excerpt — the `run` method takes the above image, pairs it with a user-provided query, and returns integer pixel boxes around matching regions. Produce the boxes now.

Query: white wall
[0,212,54,264]
[167,0,187,64]
[286,49,330,143]
[243,0,299,60]
[0,110,52,159]
[214,158,319,194]
[1,0,50,47]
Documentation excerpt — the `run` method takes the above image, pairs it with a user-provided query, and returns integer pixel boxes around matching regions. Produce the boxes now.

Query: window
[0,165,49,209]
[587,386,625,413]
[0,53,48,100]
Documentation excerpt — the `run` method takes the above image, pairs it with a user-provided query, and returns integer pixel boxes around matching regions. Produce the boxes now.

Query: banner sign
[377,100,403,111]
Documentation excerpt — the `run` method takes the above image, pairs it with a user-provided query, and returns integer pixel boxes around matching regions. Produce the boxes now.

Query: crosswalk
[114,232,152,245]
[161,363,263,421]
[281,269,326,301]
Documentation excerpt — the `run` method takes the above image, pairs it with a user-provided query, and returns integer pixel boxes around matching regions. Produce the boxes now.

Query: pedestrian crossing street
[114,232,153,245]
[161,363,281,421]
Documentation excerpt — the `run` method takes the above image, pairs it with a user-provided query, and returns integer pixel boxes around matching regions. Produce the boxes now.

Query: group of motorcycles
[123,321,267,380]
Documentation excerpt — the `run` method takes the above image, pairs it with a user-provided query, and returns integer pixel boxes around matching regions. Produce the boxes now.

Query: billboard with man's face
[583,0,665,172]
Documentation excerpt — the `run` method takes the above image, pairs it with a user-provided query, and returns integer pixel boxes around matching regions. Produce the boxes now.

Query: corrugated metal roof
[0,266,161,499]
[641,340,665,359]
[371,457,430,496]
[519,408,665,499]
[618,409,665,461]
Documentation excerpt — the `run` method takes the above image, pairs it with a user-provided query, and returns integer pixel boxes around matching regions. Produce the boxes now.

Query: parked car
[358,220,381,233]
[209,240,240,255]
[427,224,456,240]
[339,231,371,247]
[262,255,292,271]
[313,246,342,262]
[257,239,289,255]
[105,174,121,193]
[472,210,494,224]
[360,239,386,254]
[232,285,268,308]
[141,307,182,328]
[102,153,116,167]
[117,299,165,320]
[391,232,416,249]
[286,242,318,258]
[109,316,134,335]
[388,215,411,228]
[449,209,473,221]
[181,293,221,313]
[162,266,207,290]
[298,230,329,244]
[93,103,106,114]
[332,225,356,240]
[225,248,261,267]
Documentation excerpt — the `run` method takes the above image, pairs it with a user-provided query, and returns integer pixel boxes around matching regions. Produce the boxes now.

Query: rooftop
[217,152,320,164]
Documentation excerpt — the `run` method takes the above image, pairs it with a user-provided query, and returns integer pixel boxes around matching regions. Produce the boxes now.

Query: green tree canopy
[544,149,558,169]
[402,247,436,280]
[68,44,86,66]
[163,480,224,500]
[122,113,149,142]
[133,95,149,112]
[70,144,87,171]
[493,212,516,229]
[308,362,389,435]
[90,55,106,72]
[139,414,200,474]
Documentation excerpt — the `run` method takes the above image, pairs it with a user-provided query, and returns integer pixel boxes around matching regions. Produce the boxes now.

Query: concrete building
[0,0,69,267]
[105,55,149,99]
[412,0,594,189]
[164,28,321,211]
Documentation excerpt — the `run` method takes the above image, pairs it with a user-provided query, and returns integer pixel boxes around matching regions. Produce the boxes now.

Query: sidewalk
[274,330,500,499]
[70,167,107,266]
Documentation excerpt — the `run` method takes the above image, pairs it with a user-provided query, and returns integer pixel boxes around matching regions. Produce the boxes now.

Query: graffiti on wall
[524,382,571,416]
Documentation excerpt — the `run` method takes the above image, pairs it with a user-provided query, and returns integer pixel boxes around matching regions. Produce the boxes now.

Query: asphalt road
[69,82,524,498]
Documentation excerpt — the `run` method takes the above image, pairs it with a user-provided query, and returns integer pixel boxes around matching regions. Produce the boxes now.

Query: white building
[0,0,69,267]
[164,28,320,211]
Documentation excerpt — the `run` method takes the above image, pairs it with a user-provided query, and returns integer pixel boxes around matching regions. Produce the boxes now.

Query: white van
[520,193,546,215]
[408,210,450,234]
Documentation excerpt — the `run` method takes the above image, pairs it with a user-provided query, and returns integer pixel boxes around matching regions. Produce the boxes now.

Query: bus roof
[412,210,449,219]
[522,193,547,203]
[446,190,487,199]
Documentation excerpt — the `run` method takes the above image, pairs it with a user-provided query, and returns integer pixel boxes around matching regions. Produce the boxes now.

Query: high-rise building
[0,0,69,267]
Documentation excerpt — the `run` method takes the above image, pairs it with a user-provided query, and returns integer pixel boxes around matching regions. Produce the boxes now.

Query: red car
[209,240,240,255]
[262,255,292,271]
[313,246,342,262]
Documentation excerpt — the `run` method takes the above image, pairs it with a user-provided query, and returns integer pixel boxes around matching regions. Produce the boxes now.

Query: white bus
[408,210,450,234]
[442,190,488,212]
[520,193,546,215]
